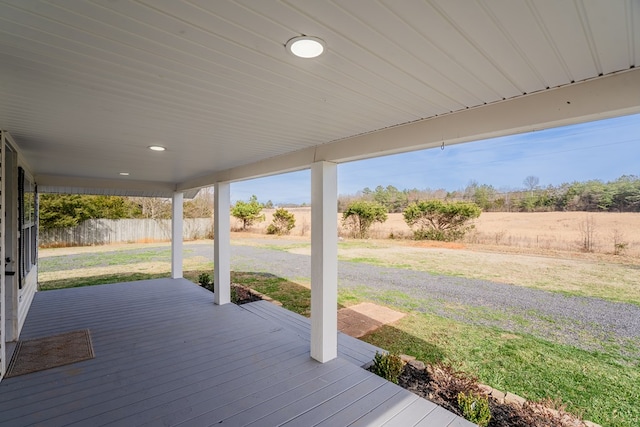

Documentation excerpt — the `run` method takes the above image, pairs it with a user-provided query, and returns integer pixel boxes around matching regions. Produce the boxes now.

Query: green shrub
[231,195,265,230]
[342,200,388,238]
[370,352,403,384]
[230,284,238,303]
[403,200,480,241]
[198,272,214,291]
[266,208,296,235]
[198,272,211,286]
[457,391,491,427]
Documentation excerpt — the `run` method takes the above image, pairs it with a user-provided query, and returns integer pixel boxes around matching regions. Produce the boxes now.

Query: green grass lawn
[39,272,169,290]
[38,248,174,271]
[360,312,639,427]
[244,281,638,427]
[336,287,640,427]
[230,272,311,316]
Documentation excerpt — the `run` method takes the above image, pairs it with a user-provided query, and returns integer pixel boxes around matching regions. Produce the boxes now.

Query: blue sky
[231,113,640,204]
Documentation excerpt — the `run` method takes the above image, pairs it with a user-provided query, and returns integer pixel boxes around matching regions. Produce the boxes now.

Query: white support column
[310,161,338,363]
[171,192,184,279]
[214,182,231,305]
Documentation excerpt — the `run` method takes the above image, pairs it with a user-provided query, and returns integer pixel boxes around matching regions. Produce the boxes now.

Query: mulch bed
[199,282,262,305]
[230,284,262,305]
[398,362,590,427]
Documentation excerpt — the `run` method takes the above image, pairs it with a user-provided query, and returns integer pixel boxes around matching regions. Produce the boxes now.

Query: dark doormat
[6,329,94,378]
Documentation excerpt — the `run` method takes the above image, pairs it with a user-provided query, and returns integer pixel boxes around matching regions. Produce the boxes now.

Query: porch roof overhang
[0,1,639,196]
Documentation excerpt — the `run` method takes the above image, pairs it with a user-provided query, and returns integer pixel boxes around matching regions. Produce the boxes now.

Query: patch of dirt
[337,303,405,338]
[405,240,466,250]
[399,362,590,427]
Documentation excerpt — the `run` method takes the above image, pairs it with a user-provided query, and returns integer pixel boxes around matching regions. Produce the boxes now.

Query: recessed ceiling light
[119,172,130,176]
[286,36,326,59]
[148,145,166,151]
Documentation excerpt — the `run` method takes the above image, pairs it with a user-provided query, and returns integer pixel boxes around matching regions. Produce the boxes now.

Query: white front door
[0,139,19,380]
[0,133,5,377]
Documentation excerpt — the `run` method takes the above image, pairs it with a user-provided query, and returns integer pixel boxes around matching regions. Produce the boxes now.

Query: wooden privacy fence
[39,218,213,247]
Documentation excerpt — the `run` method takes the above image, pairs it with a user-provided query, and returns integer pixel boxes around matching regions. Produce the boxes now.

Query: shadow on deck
[0,279,473,426]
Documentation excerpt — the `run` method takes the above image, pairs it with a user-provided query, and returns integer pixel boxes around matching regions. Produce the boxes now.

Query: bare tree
[578,215,596,252]
[523,176,540,192]
[184,187,214,218]
[129,197,172,219]
[612,229,628,255]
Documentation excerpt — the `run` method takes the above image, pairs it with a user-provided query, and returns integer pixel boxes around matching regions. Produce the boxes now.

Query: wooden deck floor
[0,279,474,426]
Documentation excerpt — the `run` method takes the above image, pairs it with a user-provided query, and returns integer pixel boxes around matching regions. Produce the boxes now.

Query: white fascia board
[177,68,640,192]
[177,147,316,191]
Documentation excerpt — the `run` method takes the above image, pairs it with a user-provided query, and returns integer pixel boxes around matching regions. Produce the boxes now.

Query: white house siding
[16,270,36,341]
[1,132,39,371]
[15,157,37,346]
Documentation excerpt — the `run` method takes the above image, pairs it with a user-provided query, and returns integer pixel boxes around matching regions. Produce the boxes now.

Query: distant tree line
[338,175,640,214]
[39,175,640,232]
[39,190,214,230]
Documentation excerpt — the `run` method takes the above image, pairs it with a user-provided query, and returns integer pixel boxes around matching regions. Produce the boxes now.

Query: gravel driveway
[186,242,640,357]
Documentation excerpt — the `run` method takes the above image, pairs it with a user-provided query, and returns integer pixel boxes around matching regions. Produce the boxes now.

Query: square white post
[214,182,231,305]
[171,192,184,279]
[310,161,338,363]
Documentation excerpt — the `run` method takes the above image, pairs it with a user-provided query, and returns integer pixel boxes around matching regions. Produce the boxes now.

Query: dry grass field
[233,208,640,305]
[247,208,640,257]
[41,208,639,304]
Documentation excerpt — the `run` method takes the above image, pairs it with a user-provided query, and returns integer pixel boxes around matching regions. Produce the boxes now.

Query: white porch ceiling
[0,0,639,196]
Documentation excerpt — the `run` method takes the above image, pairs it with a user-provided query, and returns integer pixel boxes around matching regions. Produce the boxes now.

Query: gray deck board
[22,339,306,426]
[447,417,479,427]
[0,278,471,426]
[236,367,374,426]
[209,363,361,426]
[279,376,386,426]
[314,383,405,427]
[114,349,317,427]
[0,324,282,402]
[412,406,466,426]
[142,358,353,426]
[350,392,420,426]
[241,300,382,367]
[382,398,438,426]
[71,349,324,427]
[184,361,368,426]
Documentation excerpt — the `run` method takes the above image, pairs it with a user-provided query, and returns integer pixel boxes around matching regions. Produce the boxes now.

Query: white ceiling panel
[481,0,569,89]
[431,0,542,94]
[584,0,634,73]
[533,0,599,82]
[0,0,637,195]
[634,0,640,65]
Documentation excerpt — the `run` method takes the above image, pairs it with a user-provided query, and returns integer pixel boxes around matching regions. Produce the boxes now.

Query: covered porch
[1,2,638,424]
[0,278,473,426]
